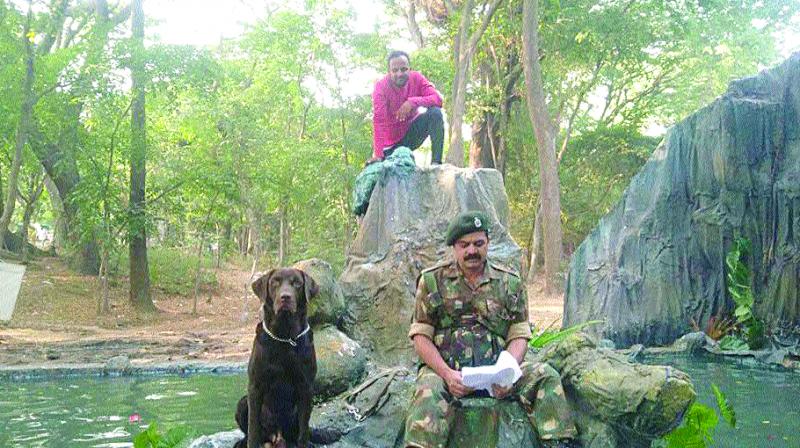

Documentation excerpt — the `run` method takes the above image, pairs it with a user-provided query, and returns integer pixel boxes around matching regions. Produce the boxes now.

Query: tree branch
[466,0,504,57]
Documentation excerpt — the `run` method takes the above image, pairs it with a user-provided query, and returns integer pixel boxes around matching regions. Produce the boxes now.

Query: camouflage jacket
[408,260,532,370]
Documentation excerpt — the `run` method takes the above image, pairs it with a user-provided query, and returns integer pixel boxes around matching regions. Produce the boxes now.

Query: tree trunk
[19,183,43,256]
[527,199,544,279]
[444,1,472,167]
[0,5,35,250]
[278,199,288,265]
[522,0,562,292]
[468,115,497,168]
[443,0,504,167]
[97,246,110,315]
[192,231,205,315]
[405,0,424,48]
[43,174,66,253]
[128,0,153,309]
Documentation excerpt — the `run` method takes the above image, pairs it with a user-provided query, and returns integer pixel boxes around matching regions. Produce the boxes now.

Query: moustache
[464,254,483,261]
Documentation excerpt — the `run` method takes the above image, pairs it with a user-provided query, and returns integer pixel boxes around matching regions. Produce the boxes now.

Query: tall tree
[522,0,561,291]
[441,0,504,166]
[128,0,152,309]
[0,2,34,249]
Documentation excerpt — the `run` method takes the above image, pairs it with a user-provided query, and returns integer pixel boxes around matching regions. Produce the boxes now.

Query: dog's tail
[310,426,344,445]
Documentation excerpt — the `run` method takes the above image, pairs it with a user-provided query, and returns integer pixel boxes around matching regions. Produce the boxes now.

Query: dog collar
[262,321,311,347]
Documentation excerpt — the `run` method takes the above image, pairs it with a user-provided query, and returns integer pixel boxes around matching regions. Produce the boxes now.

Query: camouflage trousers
[404,362,578,448]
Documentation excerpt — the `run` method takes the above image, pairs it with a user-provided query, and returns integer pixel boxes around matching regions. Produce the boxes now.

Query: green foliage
[724,238,766,349]
[661,402,718,448]
[119,248,217,296]
[711,384,736,428]
[718,335,749,352]
[132,422,195,448]
[528,319,603,349]
[657,384,737,448]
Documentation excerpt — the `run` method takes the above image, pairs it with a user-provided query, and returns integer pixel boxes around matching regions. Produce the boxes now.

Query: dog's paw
[268,432,286,448]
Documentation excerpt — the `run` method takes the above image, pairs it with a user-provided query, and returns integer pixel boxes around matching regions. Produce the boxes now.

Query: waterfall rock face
[565,53,800,346]
[339,165,521,364]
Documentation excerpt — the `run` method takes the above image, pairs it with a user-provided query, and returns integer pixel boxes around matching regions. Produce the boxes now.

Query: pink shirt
[372,71,443,158]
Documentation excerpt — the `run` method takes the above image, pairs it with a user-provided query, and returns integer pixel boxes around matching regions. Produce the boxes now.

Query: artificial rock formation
[339,164,521,364]
[565,53,800,346]
[193,334,694,448]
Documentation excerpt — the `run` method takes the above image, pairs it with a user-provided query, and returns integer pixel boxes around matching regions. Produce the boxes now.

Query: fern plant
[656,383,736,448]
[724,238,765,349]
[528,319,603,349]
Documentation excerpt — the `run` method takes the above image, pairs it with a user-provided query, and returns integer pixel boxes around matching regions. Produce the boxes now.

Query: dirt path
[0,258,260,366]
[0,258,565,368]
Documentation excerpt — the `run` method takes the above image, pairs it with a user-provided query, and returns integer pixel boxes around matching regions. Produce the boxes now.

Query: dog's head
[252,268,319,325]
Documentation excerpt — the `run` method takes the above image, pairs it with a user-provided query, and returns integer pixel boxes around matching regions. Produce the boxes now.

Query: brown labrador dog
[234,268,319,448]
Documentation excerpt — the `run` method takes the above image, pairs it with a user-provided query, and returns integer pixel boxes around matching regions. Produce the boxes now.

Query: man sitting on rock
[371,50,444,165]
[405,211,580,448]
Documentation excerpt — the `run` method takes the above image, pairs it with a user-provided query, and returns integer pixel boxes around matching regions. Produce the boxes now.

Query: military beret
[445,211,491,245]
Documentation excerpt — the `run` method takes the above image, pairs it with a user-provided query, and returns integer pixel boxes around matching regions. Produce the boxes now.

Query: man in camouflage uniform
[404,211,579,448]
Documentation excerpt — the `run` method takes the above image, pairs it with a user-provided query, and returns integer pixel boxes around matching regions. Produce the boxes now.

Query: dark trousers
[384,107,444,164]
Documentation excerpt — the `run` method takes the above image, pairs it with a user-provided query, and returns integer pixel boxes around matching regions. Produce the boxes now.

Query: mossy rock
[314,325,367,401]
[293,259,347,328]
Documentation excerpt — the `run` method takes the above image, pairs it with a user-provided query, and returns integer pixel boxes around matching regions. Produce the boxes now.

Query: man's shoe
[540,439,581,448]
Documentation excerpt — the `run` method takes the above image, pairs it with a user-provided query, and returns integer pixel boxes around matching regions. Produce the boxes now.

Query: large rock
[339,165,521,364]
[539,333,694,445]
[314,326,368,400]
[292,259,347,328]
[565,53,800,346]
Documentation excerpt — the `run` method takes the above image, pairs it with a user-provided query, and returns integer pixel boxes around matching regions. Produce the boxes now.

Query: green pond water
[0,372,247,447]
[0,355,798,447]
[642,355,799,448]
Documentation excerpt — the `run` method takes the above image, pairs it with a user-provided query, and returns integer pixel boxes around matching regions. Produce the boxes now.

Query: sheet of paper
[461,351,522,393]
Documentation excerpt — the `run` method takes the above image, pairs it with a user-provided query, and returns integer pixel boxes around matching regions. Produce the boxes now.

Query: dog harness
[262,321,311,347]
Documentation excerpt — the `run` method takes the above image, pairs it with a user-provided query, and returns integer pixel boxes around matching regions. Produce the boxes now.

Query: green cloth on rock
[351,147,416,216]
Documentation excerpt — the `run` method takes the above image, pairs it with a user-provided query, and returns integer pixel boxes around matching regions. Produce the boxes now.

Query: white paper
[461,351,522,396]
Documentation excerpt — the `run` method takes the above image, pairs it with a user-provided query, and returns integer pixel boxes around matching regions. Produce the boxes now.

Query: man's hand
[443,369,473,398]
[364,156,382,167]
[491,383,512,399]
[395,101,414,121]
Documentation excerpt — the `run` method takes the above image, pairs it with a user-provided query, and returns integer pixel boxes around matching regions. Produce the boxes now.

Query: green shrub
[118,247,218,296]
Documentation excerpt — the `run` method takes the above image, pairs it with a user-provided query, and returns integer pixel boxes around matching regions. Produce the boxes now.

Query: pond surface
[0,355,798,447]
[645,354,799,448]
[0,372,247,447]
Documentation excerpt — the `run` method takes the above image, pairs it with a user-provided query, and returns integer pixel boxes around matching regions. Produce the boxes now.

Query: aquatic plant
[711,384,736,428]
[133,422,196,448]
[718,335,749,351]
[690,315,737,341]
[655,383,736,448]
[528,319,603,349]
[724,238,766,349]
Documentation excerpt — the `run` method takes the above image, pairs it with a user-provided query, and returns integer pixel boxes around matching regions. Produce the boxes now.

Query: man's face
[453,231,489,272]
[388,55,410,88]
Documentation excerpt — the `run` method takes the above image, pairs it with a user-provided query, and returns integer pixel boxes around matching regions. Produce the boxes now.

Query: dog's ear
[302,270,319,302]
[251,269,276,303]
